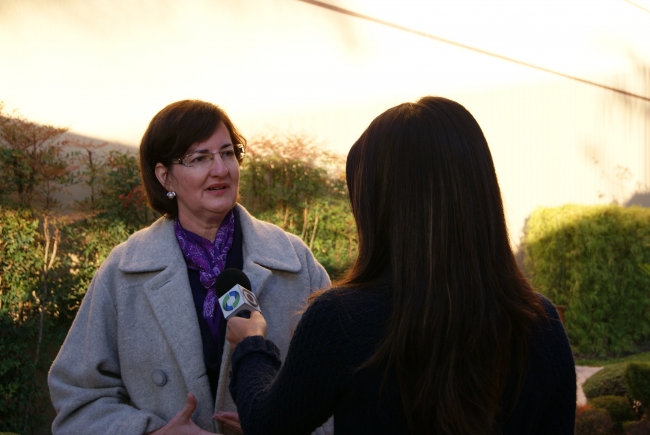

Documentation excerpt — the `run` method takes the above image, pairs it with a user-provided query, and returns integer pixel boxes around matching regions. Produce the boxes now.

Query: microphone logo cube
[218,284,261,319]
[242,288,259,308]
[221,289,241,312]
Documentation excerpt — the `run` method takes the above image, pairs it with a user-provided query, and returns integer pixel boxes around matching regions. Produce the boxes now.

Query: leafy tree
[240,133,344,214]
[240,134,356,278]
[0,105,72,211]
[93,150,156,229]
[0,106,141,434]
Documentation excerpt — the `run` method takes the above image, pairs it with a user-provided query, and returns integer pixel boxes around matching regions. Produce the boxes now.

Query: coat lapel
[118,218,213,423]
[236,205,302,297]
[142,265,212,406]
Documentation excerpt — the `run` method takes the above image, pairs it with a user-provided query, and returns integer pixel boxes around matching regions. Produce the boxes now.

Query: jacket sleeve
[535,300,577,435]
[303,243,334,435]
[229,296,348,435]
[48,266,166,435]
[536,362,577,435]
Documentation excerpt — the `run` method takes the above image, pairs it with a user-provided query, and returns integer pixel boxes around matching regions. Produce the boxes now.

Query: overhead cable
[298,0,650,103]
[623,0,650,14]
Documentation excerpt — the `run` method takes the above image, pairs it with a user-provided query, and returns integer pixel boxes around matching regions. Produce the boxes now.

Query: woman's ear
[155,163,171,189]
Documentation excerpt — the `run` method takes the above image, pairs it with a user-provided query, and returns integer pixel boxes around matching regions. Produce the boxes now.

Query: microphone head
[215,268,252,298]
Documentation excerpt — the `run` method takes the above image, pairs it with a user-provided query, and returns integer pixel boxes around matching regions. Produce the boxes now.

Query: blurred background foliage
[523,205,650,357]
[240,133,356,278]
[0,107,355,434]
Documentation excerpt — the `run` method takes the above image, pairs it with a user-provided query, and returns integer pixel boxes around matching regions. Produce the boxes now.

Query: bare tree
[70,138,109,210]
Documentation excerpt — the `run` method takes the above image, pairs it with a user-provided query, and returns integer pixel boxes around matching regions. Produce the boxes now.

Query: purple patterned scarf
[174,211,235,335]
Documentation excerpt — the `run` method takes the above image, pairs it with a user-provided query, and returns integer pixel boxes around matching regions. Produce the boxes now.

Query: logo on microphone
[242,288,259,308]
[222,290,241,311]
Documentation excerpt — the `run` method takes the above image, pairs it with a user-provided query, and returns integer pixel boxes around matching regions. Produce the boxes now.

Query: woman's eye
[191,155,208,164]
[221,150,236,159]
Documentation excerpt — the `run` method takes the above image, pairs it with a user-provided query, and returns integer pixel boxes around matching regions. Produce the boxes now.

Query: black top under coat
[187,207,244,400]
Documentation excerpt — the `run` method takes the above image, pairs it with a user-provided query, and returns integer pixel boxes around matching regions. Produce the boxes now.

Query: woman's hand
[226,311,267,349]
[213,411,243,434]
[148,393,220,435]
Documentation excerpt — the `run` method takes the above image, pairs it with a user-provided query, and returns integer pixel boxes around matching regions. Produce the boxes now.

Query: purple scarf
[174,211,235,338]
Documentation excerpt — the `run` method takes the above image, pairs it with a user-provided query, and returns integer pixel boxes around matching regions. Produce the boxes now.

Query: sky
[1,0,650,153]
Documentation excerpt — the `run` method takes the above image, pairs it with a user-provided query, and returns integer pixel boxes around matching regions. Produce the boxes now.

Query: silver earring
[166,191,176,199]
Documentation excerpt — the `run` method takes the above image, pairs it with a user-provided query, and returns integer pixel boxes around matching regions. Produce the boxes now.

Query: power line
[624,0,650,14]
[297,0,650,103]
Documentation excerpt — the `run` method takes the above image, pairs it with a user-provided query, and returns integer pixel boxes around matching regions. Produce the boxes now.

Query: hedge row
[523,205,650,356]
[580,362,650,432]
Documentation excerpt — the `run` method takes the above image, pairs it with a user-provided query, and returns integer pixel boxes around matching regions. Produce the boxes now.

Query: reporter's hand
[148,393,220,435]
[213,411,243,434]
[226,311,267,349]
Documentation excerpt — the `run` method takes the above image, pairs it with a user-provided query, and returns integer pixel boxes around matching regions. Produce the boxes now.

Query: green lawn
[575,351,650,367]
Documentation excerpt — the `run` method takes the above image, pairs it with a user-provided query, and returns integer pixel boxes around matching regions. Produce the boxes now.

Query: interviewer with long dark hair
[224,97,576,435]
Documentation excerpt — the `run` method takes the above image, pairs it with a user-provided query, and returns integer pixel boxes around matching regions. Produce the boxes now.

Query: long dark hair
[337,96,545,434]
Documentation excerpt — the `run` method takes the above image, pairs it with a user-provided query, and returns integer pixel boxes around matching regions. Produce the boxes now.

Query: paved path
[576,365,604,406]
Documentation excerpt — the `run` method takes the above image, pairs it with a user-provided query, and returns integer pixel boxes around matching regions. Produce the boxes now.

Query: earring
[166,191,176,199]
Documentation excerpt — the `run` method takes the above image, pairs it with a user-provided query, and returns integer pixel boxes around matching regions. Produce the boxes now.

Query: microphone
[215,268,260,320]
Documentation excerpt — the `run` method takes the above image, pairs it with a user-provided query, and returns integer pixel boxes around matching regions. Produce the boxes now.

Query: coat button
[151,370,167,387]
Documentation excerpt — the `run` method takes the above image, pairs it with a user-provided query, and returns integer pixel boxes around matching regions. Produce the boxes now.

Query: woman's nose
[208,154,228,176]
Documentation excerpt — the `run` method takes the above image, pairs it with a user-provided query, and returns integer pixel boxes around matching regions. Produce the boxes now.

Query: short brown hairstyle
[139,100,246,218]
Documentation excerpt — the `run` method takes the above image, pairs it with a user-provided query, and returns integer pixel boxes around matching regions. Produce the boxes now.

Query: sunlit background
[2,0,650,247]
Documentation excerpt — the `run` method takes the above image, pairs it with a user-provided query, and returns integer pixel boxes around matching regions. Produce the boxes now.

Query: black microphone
[215,268,260,320]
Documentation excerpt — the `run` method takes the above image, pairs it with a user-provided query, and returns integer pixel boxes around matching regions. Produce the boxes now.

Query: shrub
[575,408,615,435]
[0,208,135,434]
[590,395,636,426]
[0,314,44,433]
[239,134,356,278]
[585,364,629,400]
[624,419,650,435]
[625,363,650,415]
[523,205,650,355]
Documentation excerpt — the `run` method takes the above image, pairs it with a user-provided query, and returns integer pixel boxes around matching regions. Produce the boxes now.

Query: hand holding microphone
[215,269,267,348]
[226,311,267,349]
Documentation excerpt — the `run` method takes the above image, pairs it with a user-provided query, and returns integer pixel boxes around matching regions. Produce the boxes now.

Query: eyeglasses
[172,145,245,169]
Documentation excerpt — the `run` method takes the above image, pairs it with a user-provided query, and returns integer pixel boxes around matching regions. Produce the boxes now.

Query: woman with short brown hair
[49,100,332,435]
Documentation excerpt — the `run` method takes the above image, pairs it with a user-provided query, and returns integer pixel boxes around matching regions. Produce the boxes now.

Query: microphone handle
[236,310,251,319]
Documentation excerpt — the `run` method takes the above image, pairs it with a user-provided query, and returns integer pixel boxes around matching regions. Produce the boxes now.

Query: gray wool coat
[48,205,332,435]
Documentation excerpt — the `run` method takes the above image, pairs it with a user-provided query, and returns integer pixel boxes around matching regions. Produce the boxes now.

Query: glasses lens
[186,151,213,168]
[219,149,238,163]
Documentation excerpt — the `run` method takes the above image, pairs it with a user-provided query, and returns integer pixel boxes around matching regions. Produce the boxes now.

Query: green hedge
[589,395,636,426]
[584,362,650,423]
[624,419,650,434]
[584,364,629,400]
[575,408,614,435]
[625,363,650,414]
[523,205,650,356]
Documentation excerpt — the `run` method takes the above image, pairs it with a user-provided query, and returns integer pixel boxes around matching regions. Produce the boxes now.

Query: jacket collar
[235,204,301,273]
[118,204,302,274]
